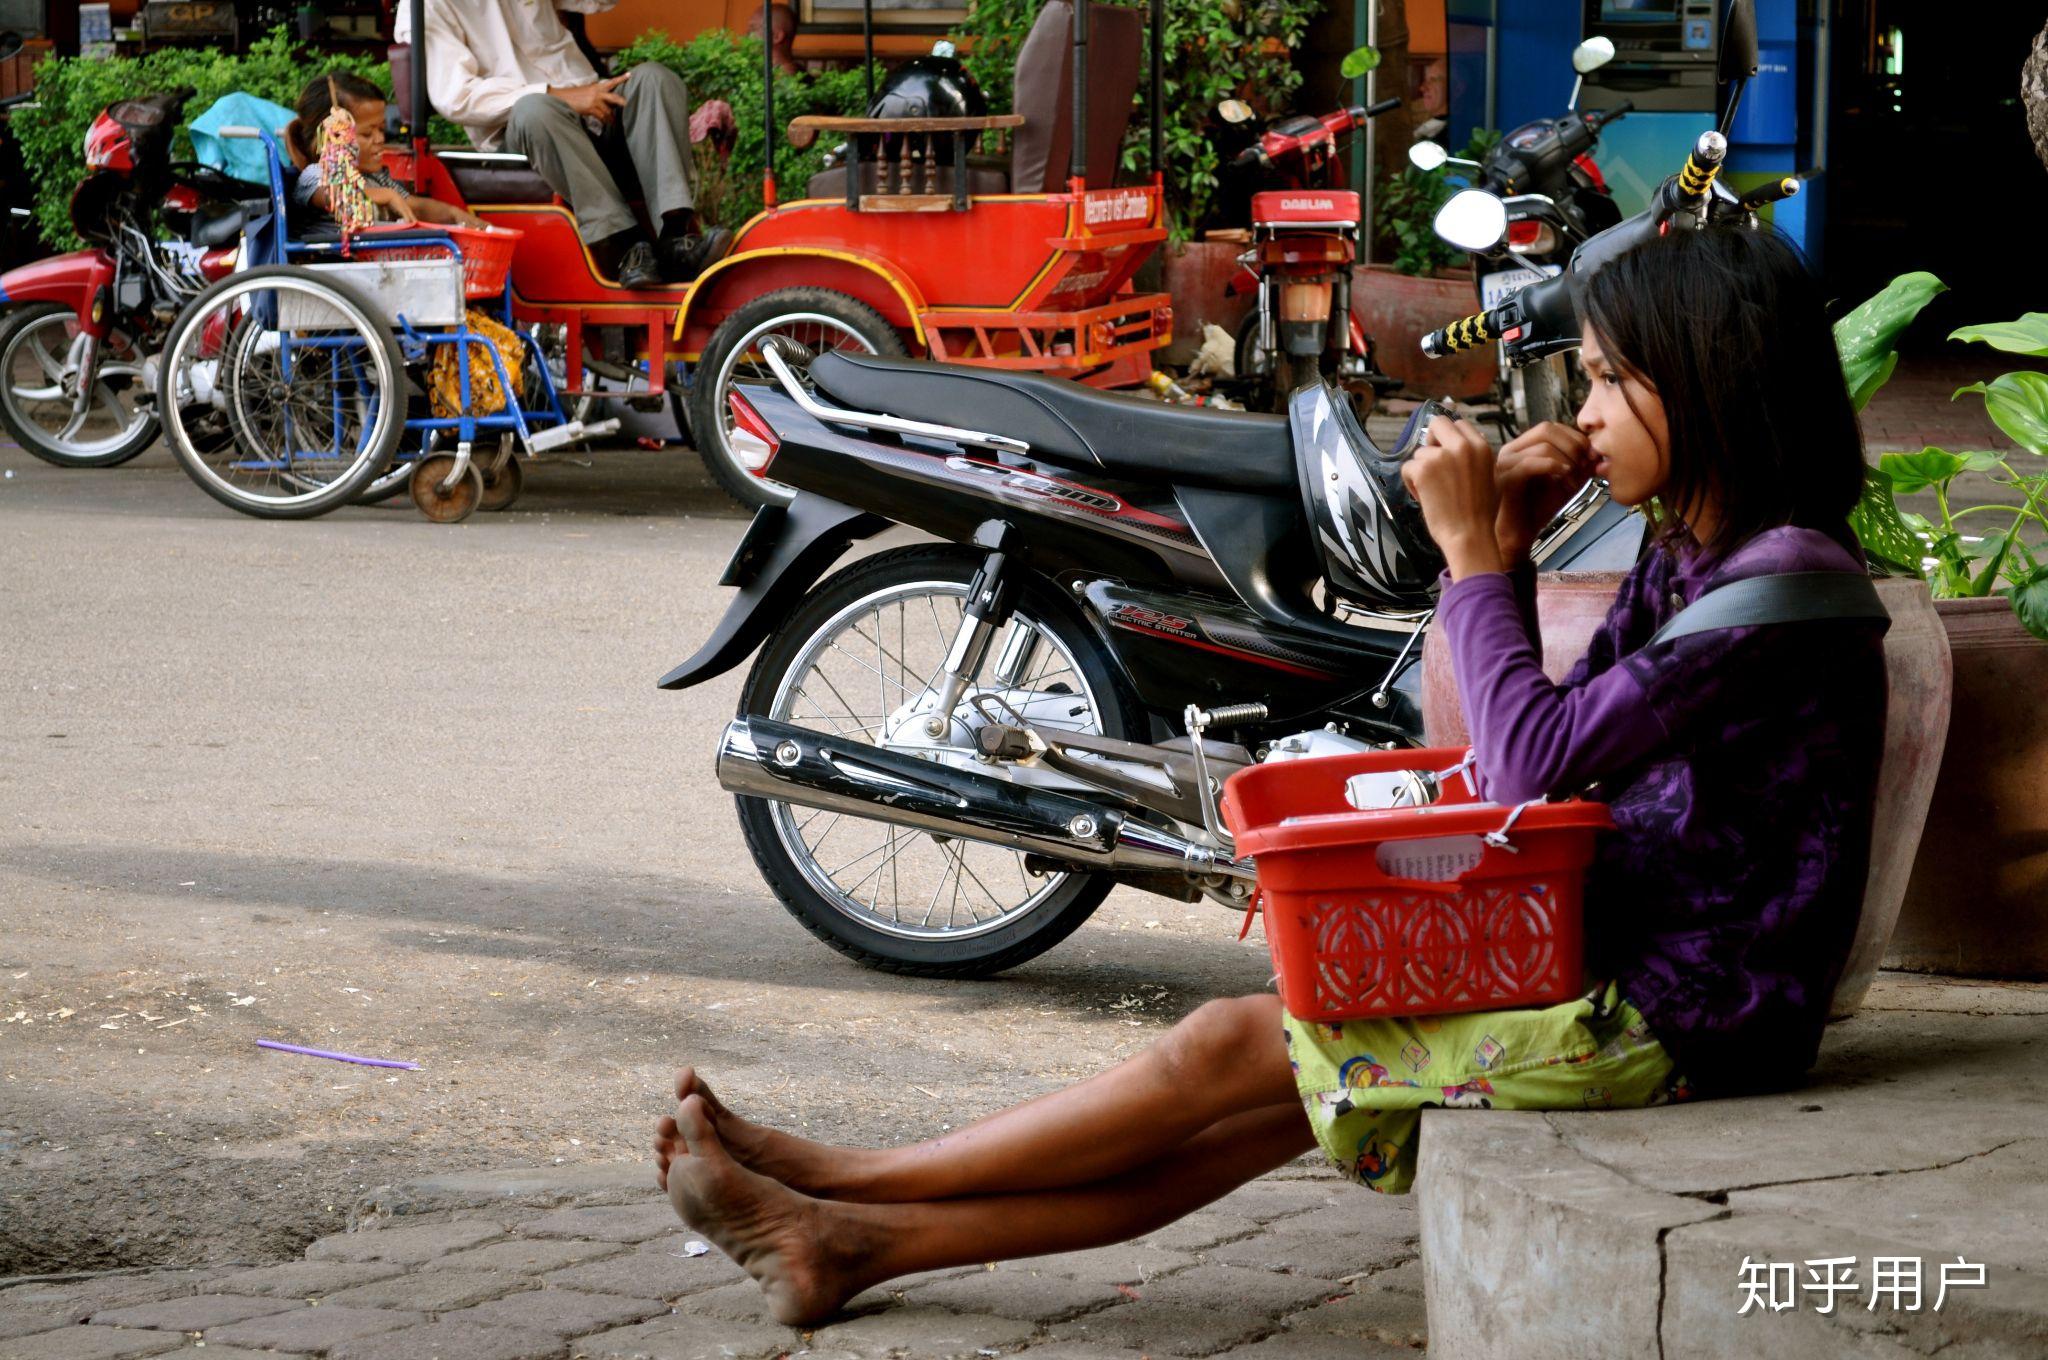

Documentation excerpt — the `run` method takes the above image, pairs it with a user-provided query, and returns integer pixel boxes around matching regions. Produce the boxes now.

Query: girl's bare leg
[655,993,1300,1202]
[665,1092,1316,1326]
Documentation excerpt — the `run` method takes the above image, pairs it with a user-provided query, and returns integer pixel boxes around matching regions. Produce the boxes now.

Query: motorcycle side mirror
[1217,100,1255,126]
[1567,36,1616,110]
[1434,189,1508,252]
[1408,141,1449,172]
[1572,37,1616,75]
[1719,0,1759,84]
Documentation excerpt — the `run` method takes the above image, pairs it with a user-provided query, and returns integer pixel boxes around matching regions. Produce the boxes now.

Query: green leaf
[1953,372,2048,456]
[1959,450,2007,474]
[1340,45,1382,78]
[2007,565,2048,641]
[1848,467,1925,577]
[1834,272,1948,411]
[1949,314,2048,357]
[1878,447,1967,494]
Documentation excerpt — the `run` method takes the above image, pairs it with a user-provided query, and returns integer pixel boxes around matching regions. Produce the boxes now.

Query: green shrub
[11,26,460,252]
[613,30,872,230]
[948,0,1323,239]
[1379,128,1500,276]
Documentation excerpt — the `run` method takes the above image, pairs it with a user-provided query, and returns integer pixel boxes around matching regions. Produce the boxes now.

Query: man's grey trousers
[502,63,695,244]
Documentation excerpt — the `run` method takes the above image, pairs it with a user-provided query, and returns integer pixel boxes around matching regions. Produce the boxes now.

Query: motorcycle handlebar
[1589,99,1635,128]
[1670,130,1728,211]
[1737,175,1802,211]
[1420,307,1503,359]
[1365,96,1402,118]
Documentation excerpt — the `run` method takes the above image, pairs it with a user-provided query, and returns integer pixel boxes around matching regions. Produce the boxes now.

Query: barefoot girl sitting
[653,225,1887,1327]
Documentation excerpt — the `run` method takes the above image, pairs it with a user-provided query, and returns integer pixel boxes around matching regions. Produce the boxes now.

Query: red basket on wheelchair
[1222,747,1612,1023]
[358,223,522,299]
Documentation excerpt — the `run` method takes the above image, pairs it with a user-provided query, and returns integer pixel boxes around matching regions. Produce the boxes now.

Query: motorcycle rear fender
[656,492,890,691]
[0,249,114,318]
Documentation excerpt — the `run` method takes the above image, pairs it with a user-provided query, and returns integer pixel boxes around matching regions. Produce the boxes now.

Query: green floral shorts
[1285,980,1695,1194]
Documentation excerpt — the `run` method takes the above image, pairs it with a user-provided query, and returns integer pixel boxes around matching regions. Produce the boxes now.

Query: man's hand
[1493,421,1591,566]
[549,73,630,124]
[1401,415,1505,580]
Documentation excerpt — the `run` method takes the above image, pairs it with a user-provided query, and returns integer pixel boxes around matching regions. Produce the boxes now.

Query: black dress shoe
[618,240,664,290]
[662,226,734,283]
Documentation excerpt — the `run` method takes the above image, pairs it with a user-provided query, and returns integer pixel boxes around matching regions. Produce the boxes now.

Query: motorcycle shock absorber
[924,521,1020,739]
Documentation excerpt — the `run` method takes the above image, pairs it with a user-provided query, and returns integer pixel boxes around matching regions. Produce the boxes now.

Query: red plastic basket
[1222,747,1613,1023]
[358,223,522,299]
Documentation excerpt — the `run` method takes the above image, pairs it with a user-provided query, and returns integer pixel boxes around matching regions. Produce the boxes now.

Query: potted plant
[1354,130,1500,399]
[1841,274,2048,979]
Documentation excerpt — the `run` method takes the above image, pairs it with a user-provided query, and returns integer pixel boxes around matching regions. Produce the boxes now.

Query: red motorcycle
[0,88,253,467]
[1219,98,1402,414]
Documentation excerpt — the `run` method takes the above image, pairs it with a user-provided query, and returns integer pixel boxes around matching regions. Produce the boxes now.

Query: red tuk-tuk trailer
[392,0,1173,509]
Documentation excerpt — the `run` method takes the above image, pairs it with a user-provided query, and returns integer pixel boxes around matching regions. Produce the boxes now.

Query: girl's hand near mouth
[1403,415,1507,580]
[1493,421,1593,566]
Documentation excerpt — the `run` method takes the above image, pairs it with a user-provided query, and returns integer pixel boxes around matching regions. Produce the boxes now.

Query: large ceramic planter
[1420,573,1953,1019]
[1352,263,1494,401]
[1163,240,1256,357]
[1886,599,2048,978]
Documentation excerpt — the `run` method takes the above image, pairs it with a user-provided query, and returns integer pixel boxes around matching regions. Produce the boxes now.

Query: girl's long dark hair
[1572,226,1865,562]
[286,71,385,167]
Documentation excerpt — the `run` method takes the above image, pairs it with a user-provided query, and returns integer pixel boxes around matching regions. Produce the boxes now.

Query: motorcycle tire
[733,545,1143,978]
[0,303,160,468]
[689,287,906,513]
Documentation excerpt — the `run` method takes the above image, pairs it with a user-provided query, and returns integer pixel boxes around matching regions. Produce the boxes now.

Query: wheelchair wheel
[157,266,405,520]
[689,287,905,512]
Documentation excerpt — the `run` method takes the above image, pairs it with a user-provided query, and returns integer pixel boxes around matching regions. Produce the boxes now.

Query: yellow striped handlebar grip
[1676,130,1729,201]
[1421,310,1495,359]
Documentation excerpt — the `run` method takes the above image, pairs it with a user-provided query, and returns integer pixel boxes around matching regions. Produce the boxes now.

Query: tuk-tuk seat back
[1011,0,1142,194]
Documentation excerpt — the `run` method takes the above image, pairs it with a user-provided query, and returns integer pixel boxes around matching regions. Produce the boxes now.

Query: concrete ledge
[1414,975,2048,1359]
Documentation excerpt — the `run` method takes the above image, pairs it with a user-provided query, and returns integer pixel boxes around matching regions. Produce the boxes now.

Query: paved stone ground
[0,1165,1428,1359]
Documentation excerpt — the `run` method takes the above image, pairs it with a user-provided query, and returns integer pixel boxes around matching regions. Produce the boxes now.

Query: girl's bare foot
[657,1067,872,1197]
[664,1094,878,1327]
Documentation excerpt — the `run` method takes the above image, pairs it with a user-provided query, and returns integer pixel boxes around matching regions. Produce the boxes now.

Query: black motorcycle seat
[806,351,1297,491]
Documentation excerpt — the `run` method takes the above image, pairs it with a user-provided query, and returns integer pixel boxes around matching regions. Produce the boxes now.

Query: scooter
[656,332,1643,978]
[1409,36,1632,432]
[0,88,261,467]
[1217,97,1404,414]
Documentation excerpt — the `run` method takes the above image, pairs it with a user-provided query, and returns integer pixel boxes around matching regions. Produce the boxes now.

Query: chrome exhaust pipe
[718,717,1254,884]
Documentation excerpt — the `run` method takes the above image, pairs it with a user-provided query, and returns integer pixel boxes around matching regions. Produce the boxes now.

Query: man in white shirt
[398,0,729,288]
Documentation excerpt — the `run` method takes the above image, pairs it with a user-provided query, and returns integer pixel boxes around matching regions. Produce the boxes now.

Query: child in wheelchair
[285,72,486,236]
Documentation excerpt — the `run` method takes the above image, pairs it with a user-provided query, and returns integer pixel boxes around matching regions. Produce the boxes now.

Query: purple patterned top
[1437,526,1888,1094]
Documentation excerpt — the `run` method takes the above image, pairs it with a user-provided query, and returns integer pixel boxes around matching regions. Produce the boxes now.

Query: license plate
[1480,264,1561,311]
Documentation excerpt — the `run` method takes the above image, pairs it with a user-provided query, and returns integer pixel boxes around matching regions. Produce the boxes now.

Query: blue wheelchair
[153,126,616,521]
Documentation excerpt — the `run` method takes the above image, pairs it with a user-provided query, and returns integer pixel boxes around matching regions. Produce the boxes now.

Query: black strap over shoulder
[1648,571,1891,647]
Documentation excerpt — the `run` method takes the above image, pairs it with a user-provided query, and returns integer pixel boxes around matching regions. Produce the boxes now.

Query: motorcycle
[0,87,260,467]
[1408,36,1633,433]
[1216,97,1404,414]
[656,334,1642,977]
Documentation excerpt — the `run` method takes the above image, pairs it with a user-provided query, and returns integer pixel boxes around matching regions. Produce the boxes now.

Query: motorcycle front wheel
[733,546,1142,978]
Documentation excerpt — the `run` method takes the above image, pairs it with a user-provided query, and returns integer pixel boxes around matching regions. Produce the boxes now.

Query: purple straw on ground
[257,1039,420,1070]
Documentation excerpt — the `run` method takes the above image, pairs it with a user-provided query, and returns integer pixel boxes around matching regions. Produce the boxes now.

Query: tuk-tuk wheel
[409,453,485,524]
[480,454,525,513]
[690,287,906,512]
